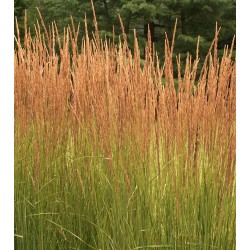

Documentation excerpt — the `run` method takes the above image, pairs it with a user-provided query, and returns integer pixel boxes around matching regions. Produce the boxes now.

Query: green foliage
[14,0,30,18]
[121,0,157,19]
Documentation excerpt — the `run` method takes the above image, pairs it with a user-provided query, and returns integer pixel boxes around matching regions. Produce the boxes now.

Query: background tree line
[15,0,236,77]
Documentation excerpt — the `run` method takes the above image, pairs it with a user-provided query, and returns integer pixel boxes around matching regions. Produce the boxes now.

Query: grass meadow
[14,10,236,250]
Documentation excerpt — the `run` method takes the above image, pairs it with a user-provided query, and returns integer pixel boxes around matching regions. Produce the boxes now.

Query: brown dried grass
[14,12,235,193]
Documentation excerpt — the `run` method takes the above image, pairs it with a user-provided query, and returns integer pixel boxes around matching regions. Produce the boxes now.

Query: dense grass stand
[14,9,235,249]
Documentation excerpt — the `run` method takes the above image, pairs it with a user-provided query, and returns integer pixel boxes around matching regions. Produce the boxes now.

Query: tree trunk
[102,0,110,20]
[181,11,186,35]
[124,14,132,34]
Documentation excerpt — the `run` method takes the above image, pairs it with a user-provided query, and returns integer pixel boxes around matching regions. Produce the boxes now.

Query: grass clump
[15,9,235,250]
